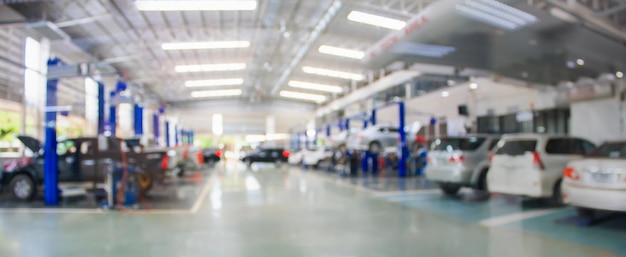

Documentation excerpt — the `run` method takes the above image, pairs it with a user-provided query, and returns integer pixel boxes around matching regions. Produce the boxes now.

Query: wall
[374,77,557,135]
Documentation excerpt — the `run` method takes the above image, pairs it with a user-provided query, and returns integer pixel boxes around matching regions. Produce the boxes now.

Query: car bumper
[488,183,548,198]
[563,183,626,212]
[425,166,471,184]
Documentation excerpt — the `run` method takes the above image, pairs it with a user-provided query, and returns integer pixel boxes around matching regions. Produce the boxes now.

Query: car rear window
[431,137,486,151]
[545,139,593,155]
[587,143,626,158]
[495,140,537,156]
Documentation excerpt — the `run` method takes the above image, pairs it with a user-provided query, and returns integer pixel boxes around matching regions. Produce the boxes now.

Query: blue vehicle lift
[368,100,408,177]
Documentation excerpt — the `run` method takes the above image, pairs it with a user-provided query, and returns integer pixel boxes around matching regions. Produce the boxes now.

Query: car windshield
[587,143,626,158]
[431,137,486,151]
[495,140,537,156]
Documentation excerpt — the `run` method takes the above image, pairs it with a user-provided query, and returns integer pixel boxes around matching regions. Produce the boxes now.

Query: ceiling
[2,0,625,134]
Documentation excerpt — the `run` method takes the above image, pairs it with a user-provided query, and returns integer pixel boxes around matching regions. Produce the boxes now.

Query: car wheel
[368,141,382,154]
[550,180,564,206]
[10,174,35,201]
[245,159,253,168]
[439,183,461,195]
[576,207,596,219]
[476,169,489,191]
[136,173,154,195]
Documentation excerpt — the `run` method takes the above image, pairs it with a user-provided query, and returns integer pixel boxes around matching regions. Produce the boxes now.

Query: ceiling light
[288,80,343,93]
[441,91,450,97]
[280,90,327,103]
[617,71,624,79]
[162,41,250,50]
[455,0,538,31]
[135,0,257,11]
[576,59,584,66]
[318,45,364,59]
[191,89,242,98]
[302,66,364,81]
[175,63,246,73]
[185,78,244,87]
[469,83,478,89]
[347,11,406,30]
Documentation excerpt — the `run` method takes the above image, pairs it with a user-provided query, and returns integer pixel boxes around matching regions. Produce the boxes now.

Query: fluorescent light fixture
[347,11,406,30]
[162,41,250,50]
[441,91,450,97]
[391,41,456,58]
[191,89,242,98]
[455,0,538,31]
[302,66,364,81]
[135,0,257,11]
[175,63,246,73]
[280,90,327,103]
[288,80,343,93]
[617,71,624,79]
[469,83,478,89]
[185,78,244,87]
[318,45,364,59]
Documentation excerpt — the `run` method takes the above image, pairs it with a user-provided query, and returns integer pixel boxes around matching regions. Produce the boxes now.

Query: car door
[78,140,97,182]
[57,140,79,182]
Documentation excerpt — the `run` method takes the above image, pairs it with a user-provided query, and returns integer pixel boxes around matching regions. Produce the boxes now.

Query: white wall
[570,98,622,144]
[375,77,557,135]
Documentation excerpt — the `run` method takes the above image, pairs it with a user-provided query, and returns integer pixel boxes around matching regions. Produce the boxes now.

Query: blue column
[153,114,159,145]
[295,133,301,149]
[326,125,331,137]
[133,104,143,136]
[344,119,350,131]
[175,125,180,146]
[44,58,60,206]
[108,91,116,136]
[370,109,377,126]
[399,102,408,177]
[165,121,170,147]
[189,131,194,145]
[97,81,105,135]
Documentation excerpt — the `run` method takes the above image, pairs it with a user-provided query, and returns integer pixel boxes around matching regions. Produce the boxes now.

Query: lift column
[398,102,408,177]
[165,121,170,147]
[44,58,61,206]
[97,81,105,135]
[133,104,143,136]
[153,113,159,146]
[108,91,116,136]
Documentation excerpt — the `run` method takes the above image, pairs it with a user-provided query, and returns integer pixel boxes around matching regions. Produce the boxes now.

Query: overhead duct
[27,21,71,41]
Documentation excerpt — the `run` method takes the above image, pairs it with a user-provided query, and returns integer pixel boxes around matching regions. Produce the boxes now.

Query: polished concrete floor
[0,162,623,257]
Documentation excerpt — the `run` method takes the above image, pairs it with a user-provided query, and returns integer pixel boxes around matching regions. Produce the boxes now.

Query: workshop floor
[0,162,624,257]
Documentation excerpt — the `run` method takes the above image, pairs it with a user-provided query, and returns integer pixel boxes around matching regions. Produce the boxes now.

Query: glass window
[431,137,486,151]
[545,138,589,155]
[495,140,537,155]
[588,143,626,158]
[487,138,501,151]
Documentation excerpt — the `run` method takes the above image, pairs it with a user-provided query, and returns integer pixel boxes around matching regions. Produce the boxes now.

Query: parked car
[1,135,168,200]
[241,148,289,167]
[302,146,332,168]
[327,128,359,149]
[288,149,304,165]
[487,134,595,204]
[346,125,400,153]
[425,135,500,195]
[562,141,626,217]
[203,148,222,164]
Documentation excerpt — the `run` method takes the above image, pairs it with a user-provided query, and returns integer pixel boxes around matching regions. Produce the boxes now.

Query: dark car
[240,148,289,167]
[1,135,168,200]
[203,148,223,164]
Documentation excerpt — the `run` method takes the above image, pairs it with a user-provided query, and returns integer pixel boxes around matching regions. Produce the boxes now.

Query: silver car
[425,135,500,195]
[346,125,400,153]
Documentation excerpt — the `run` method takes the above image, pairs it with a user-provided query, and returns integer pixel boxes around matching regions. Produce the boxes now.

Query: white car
[346,125,400,153]
[327,129,359,149]
[288,150,304,165]
[487,134,595,203]
[562,141,626,217]
[302,147,332,167]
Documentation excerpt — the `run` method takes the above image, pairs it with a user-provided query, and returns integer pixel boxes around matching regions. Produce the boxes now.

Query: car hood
[17,135,41,153]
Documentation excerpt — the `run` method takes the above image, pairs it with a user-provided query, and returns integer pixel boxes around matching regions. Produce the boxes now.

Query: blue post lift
[175,125,180,146]
[133,104,143,136]
[369,100,408,177]
[165,121,170,147]
[97,81,105,135]
[153,114,159,145]
[43,58,61,205]
[108,91,116,136]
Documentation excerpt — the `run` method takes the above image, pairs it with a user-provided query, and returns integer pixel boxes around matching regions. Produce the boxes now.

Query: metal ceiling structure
[1,0,625,134]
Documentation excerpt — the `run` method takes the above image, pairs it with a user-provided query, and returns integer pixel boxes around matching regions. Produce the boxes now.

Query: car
[302,146,332,168]
[240,148,289,167]
[203,148,223,164]
[487,134,595,204]
[425,135,500,195]
[346,125,400,153]
[1,135,168,200]
[288,149,304,165]
[562,141,626,217]
[326,128,359,149]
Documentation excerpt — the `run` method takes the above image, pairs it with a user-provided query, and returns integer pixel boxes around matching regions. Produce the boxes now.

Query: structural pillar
[97,81,105,135]
[44,58,60,206]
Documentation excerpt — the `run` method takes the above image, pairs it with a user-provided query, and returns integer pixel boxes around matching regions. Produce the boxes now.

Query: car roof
[438,134,500,139]
[500,133,573,140]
